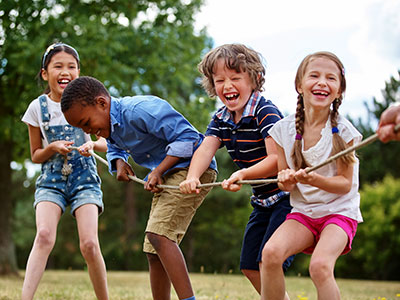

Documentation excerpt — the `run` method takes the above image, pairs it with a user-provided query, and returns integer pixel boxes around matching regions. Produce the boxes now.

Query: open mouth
[58,78,70,88]
[312,90,329,97]
[225,93,239,101]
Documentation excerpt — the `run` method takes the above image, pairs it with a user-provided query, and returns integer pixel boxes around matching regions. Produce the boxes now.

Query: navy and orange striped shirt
[205,92,288,207]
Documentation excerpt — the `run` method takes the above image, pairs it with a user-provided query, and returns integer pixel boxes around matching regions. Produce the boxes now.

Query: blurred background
[1,0,400,281]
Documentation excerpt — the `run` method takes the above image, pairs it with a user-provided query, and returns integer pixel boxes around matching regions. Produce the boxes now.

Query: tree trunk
[0,140,19,276]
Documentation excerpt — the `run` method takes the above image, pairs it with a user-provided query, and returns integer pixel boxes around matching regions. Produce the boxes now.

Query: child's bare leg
[22,202,61,300]
[241,268,290,299]
[146,232,193,300]
[76,204,108,300]
[241,269,261,293]
[309,224,347,300]
[146,253,172,300]
[260,220,313,300]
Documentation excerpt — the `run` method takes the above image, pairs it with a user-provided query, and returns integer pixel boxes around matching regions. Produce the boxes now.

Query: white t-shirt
[269,113,363,222]
[22,94,91,147]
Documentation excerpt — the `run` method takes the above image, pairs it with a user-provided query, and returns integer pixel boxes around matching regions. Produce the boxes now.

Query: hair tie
[295,133,302,140]
[332,127,339,134]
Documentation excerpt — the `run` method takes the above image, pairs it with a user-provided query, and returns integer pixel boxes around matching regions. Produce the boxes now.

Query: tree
[0,0,212,275]
[335,176,400,280]
[352,71,400,186]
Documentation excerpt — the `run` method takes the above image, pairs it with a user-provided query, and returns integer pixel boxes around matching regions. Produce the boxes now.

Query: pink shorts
[286,212,358,255]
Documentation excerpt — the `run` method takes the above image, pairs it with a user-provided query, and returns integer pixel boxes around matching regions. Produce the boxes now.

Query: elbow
[343,186,352,194]
[31,158,41,164]
[30,152,44,164]
[338,182,352,194]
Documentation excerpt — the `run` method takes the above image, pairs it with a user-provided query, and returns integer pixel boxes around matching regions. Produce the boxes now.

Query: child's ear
[41,69,48,81]
[336,89,342,99]
[253,73,261,89]
[95,96,109,109]
[296,84,303,95]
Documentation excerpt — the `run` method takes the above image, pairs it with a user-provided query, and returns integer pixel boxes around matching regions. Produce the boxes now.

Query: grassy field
[1,270,400,300]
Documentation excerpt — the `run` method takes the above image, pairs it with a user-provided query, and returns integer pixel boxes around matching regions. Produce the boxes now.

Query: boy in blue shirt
[61,76,217,300]
[179,44,293,298]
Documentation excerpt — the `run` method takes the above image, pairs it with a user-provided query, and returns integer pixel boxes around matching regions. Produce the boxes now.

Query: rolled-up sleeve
[165,141,194,158]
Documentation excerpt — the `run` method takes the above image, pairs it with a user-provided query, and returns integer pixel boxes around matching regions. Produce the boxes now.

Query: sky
[194,0,400,121]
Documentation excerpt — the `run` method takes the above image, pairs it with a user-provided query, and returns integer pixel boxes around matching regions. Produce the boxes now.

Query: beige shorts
[143,167,217,254]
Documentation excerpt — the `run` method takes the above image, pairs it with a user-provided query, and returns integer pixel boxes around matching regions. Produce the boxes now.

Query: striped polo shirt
[206,92,288,207]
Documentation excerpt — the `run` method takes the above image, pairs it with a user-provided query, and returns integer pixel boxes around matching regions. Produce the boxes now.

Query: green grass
[1,270,400,299]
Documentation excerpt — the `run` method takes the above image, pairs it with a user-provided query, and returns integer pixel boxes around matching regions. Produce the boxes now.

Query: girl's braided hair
[292,51,356,170]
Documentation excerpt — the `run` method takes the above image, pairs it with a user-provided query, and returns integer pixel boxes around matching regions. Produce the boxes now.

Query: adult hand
[377,104,400,143]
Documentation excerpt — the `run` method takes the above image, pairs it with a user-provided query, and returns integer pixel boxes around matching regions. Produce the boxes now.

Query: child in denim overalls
[21,43,109,300]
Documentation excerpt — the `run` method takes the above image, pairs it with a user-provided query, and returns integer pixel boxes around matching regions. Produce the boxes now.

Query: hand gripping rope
[73,123,400,191]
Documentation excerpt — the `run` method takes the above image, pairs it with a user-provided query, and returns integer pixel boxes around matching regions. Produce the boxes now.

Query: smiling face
[297,57,342,111]
[41,51,80,102]
[213,58,256,123]
[63,96,111,138]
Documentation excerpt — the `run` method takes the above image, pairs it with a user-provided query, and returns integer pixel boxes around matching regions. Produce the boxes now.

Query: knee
[146,252,161,265]
[80,238,99,261]
[35,228,56,250]
[261,244,284,269]
[146,232,163,252]
[309,257,333,283]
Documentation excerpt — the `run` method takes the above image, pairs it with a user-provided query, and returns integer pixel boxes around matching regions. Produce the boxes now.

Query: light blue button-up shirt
[106,96,217,176]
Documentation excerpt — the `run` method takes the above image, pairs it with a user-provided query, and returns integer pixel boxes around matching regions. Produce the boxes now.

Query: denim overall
[34,95,103,215]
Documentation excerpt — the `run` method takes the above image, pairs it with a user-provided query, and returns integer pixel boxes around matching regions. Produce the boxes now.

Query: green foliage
[182,150,253,273]
[352,71,400,186]
[1,0,211,159]
[334,176,400,280]
[7,0,400,281]
[13,150,255,274]
[2,0,218,274]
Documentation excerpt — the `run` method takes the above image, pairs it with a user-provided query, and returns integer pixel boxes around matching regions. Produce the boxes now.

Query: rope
[70,123,400,190]
[305,123,399,173]
[85,149,277,190]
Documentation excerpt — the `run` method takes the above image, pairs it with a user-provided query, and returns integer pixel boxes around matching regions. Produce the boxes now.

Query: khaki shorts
[143,167,217,254]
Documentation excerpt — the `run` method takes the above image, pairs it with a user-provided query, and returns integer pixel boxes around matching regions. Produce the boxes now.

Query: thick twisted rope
[80,149,276,189]
[71,123,400,190]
